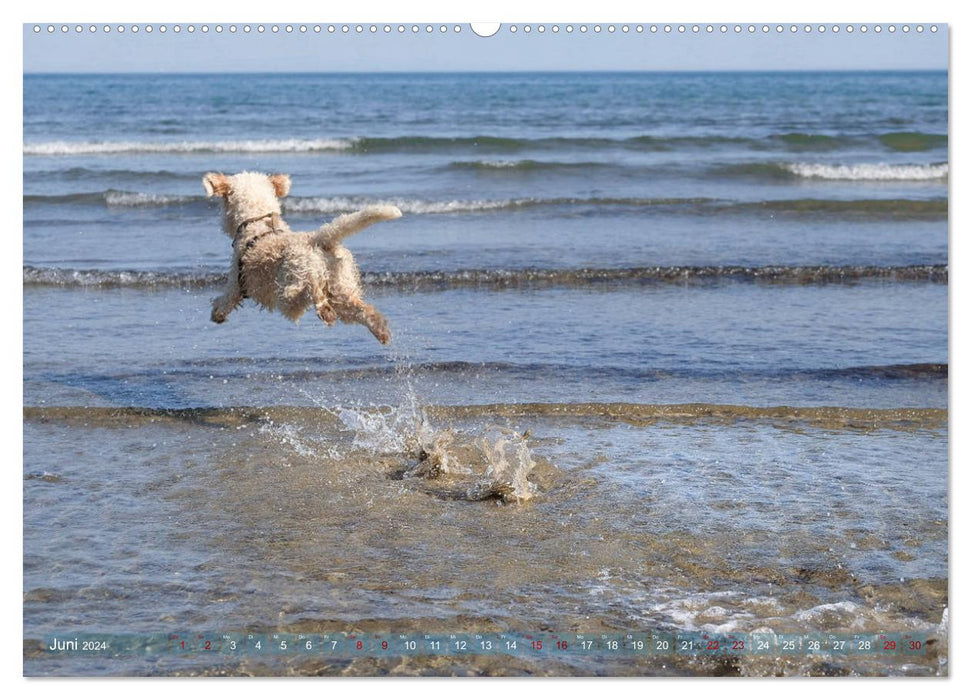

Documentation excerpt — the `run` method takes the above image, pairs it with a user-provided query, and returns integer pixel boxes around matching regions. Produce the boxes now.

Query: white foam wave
[24,139,353,155]
[785,162,948,181]
[285,196,527,215]
[104,191,195,207]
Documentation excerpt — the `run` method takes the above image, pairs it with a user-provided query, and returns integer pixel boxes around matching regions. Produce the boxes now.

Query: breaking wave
[783,162,949,181]
[712,162,949,182]
[23,138,354,156]
[23,264,949,290]
[103,190,197,207]
[23,131,948,156]
[25,187,947,219]
[282,195,716,215]
[23,266,223,289]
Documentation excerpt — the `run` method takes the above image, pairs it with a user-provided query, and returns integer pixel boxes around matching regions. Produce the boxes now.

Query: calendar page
[22,20,949,678]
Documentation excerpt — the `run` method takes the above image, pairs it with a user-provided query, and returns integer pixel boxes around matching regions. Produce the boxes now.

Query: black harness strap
[233,212,283,298]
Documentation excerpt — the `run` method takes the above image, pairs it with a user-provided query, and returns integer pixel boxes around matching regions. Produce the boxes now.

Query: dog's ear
[203,172,230,197]
[269,174,291,198]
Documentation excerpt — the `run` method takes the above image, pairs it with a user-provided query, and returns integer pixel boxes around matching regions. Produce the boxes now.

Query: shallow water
[24,401,947,676]
[24,281,947,410]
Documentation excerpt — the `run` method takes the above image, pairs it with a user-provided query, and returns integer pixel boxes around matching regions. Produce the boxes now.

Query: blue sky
[23,23,948,73]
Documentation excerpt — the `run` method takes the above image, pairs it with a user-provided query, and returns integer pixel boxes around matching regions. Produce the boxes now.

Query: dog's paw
[375,328,391,345]
[316,304,338,326]
[211,308,227,324]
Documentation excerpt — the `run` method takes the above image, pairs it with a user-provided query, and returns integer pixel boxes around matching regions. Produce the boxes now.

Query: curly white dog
[203,171,401,344]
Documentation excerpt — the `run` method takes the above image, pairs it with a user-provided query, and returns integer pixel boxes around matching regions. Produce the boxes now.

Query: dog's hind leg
[333,295,391,345]
[314,205,402,249]
[313,289,338,326]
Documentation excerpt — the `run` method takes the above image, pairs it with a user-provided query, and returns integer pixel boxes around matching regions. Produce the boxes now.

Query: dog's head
[203,171,291,237]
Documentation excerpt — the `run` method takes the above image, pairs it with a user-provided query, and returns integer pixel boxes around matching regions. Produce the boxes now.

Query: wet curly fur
[203,171,401,344]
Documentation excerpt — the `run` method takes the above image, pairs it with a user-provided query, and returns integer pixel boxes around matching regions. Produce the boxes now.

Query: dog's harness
[233,212,284,298]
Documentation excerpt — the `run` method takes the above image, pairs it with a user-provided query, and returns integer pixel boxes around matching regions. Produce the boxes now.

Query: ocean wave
[23,190,200,208]
[23,190,714,214]
[350,134,746,153]
[25,160,949,195]
[711,162,949,182]
[24,264,948,290]
[444,159,611,173]
[811,363,947,380]
[23,403,948,431]
[352,135,537,152]
[783,162,949,181]
[23,131,948,156]
[23,138,354,155]
[364,265,949,288]
[30,359,949,385]
[774,131,947,152]
[878,132,949,152]
[22,267,222,289]
[24,188,947,219]
[282,195,716,215]
[26,166,192,182]
[23,192,107,206]
[739,198,946,217]
[284,196,532,215]
[103,190,197,207]
[773,132,843,149]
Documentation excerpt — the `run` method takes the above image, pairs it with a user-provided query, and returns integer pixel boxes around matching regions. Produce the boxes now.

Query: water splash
[328,402,539,502]
[272,346,543,503]
[258,419,342,460]
[470,427,538,503]
[274,388,542,503]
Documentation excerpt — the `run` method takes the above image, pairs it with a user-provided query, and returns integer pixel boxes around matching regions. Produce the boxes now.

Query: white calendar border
[7,0,963,698]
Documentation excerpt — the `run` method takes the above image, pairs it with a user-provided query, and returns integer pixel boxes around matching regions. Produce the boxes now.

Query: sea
[23,71,948,676]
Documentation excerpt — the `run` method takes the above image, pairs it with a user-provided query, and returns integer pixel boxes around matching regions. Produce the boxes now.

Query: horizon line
[23,67,948,75]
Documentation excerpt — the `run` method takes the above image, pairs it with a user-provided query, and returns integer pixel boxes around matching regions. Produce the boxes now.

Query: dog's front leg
[211,256,244,323]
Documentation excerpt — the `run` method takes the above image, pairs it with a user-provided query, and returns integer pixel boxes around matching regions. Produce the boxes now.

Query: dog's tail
[314,205,402,249]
